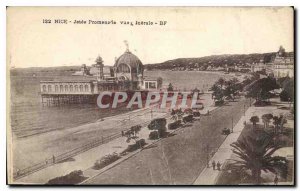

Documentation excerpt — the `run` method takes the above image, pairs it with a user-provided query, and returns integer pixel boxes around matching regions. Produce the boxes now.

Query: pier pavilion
[40,47,162,105]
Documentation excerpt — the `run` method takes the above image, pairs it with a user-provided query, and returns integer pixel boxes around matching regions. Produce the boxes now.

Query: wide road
[85,98,251,185]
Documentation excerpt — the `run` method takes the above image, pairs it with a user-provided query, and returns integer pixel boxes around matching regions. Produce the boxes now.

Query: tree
[279,78,294,102]
[246,77,279,103]
[250,116,259,127]
[224,79,240,101]
[124,125,142,143]
[167,83,174,92]
[230,135,288,184]
[261,114,273,129]
[216,77,226,88]
[148,118,167,137]
[211,84,224,105]
[273,115,287,134]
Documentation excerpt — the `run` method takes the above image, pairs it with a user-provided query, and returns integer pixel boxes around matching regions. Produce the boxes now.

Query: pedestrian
[207,110,210,116]
[121,130,124,137]
[217,161,221,171]
[212,160,216,170]
[45,159,48,164]
[274,174,278,185]
[52,155,55,164]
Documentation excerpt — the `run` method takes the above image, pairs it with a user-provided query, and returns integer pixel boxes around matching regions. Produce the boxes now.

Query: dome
[115,51,143,74]
[95,55,103,64]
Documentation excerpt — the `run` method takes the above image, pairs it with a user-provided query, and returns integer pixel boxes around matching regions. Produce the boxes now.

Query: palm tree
[230,135,288,184]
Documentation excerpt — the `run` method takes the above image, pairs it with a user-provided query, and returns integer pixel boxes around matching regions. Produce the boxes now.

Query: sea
[10,70,231,139]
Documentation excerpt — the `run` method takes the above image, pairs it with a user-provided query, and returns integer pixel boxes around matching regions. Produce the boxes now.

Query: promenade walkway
[193,106,255,185]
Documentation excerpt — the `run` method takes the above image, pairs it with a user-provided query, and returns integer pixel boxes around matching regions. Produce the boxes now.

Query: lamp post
[244,104,246,116]
[203,143,210,167]
[231,116,234,133]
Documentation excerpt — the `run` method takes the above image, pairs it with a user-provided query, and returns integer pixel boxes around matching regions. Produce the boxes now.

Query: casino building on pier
[40,47,162,105]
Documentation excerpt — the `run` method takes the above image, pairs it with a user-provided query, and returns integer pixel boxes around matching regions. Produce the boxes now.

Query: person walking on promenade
[217,161,221,171]
[212,160,216,170]
[274,174,279,185]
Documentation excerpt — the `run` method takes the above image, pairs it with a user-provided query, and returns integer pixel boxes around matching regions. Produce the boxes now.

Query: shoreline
[13,93,214,171]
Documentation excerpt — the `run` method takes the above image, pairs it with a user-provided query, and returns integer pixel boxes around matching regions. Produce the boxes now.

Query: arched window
[60,85,64,92]
[84,85,89,92]
[42,85,47,92]
[117,63,130,73]
[75,85,78,92]
[79,85,83,92]
[70,85,73,92]
[48,85,52,92]
[55,85,59,92]
[65,85,68,92]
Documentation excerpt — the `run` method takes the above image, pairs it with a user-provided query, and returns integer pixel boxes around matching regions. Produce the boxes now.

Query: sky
[7,7,294,68]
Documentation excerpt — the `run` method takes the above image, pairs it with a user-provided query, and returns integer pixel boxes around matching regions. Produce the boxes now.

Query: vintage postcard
[7,7,294,185]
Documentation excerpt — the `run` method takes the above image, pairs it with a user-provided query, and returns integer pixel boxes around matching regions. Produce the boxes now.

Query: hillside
[144,52,277,71]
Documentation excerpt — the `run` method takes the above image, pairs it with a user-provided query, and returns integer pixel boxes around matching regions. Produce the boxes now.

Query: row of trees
[250,114,287,134]
[211,77,242,105]
[245,76,294,106]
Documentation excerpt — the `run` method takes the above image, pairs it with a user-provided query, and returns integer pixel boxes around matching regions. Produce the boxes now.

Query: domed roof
[115,51,143,73]
[95,55,103,64]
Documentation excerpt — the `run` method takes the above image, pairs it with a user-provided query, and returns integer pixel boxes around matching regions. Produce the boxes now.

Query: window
[55,85,59,92]
[65,85,68,92]
[42,85,47,92]
[60,85,64,92]
[79,85,83,92]
[149,82,157,89]
[145,82,149,89]
[118,63,130,73]
[70,85,73,92]
[48,85,52,92]
[84,85,89,92]
[75,85,78,92]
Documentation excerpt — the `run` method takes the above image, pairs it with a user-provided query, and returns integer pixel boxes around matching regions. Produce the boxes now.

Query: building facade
[251,46,294,78]
[40,47,161,105]
[272,46,294,78]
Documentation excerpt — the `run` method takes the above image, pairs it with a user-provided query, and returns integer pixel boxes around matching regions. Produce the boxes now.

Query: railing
[13,132,122,181]
[13,112,169,181]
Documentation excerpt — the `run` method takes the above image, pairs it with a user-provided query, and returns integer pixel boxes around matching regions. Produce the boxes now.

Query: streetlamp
[231,116,234,133]
[203,143,210,167]
[244,104,246,116]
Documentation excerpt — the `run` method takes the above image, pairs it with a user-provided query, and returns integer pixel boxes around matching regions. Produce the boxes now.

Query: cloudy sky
[7,7,293,68]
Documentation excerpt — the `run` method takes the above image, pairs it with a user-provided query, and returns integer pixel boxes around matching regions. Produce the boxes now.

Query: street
[85,98,251,185]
